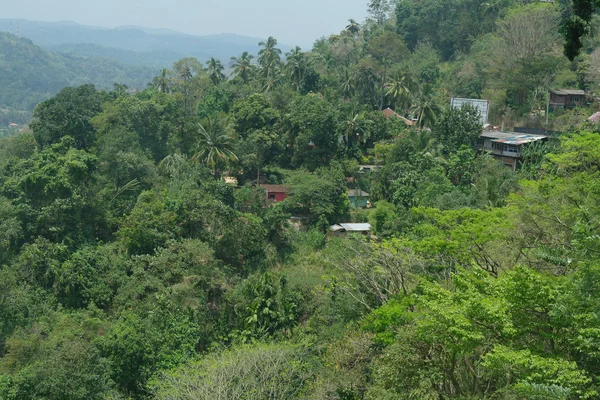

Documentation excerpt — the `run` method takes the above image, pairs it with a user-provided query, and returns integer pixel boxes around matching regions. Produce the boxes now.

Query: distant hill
[0,32,155,111]
[45,43,181,70]
[0,19,292,68]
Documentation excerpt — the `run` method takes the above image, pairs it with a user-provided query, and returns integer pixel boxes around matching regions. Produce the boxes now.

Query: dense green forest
[1,0,600,399]
[0,32,155,111]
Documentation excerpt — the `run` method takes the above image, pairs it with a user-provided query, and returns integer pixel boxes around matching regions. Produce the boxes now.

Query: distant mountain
[0,19,292,69]
[45,43,182,70]
[0,32,155,111]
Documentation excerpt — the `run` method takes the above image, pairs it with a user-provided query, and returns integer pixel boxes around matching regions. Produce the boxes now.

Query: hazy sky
[3,0,370,46]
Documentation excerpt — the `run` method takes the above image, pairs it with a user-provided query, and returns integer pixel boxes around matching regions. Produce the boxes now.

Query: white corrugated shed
[339,223,371,232]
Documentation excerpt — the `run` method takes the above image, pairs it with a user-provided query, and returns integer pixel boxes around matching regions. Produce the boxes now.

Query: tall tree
[340,69,355,102]
[345,19,361,35]
[562,0,600,60]
[206,58,226,85]
[172,57,205,115]
[230,52,254,84]
[30,84,104,150]
[412,85,441,129]
[153,68,171,93]
[258,36,282,80]
[340,113,373,147]
[368,0,392,26]
[285,46,306,92]
[385,72,412,113]
[192,116,238,177]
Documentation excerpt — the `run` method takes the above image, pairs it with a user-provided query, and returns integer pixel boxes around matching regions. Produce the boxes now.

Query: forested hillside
[1,0,600,399]
[0,32,155,111]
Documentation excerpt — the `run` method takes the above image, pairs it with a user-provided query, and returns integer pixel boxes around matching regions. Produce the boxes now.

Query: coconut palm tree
[385,72,411,113]
[345,19,361,35]
[340,69,355,102]
[258,36,282,80]
[153,68,171,93]
[206,57,226,85]
[412,85,442,129]
[285,46,305,91]
[192,116,238,177]
[230,51,254,84]
[262,74,281,93]
[340,113,373,147]
[356,63,378,106]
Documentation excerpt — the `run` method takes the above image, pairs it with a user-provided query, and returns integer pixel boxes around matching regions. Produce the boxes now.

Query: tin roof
[550,89,585,96]
[260,184,289,193]
[382,108,415,126]
[481,131,547,145]
[348,189,370,197]
[339,223,371,232]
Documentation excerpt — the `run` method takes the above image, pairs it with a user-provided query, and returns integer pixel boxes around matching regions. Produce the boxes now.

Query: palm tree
[412,85,441,129]
[481,0,503,17]
[230,51,254,84]
[153,68,171,93]
[206,57,226,85]
[192,116,238,177]
[345,19,361,35]
[158,153,189,178]
[258,36,282,80]
[356,63,378,104]
[340,113,373,147]
[407,129,437,154]
[285,46,305,91]
[385,72,411,113]
[262,74,281,93]
[340,69,354,102]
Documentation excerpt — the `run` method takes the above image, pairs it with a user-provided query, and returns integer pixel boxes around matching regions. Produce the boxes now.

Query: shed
[348,189,370,208]
[330,223,372,238]
[549,89,586,110]
[261,184,289,202]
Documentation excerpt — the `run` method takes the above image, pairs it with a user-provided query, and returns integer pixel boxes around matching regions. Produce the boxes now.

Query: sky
[3,0,370,46]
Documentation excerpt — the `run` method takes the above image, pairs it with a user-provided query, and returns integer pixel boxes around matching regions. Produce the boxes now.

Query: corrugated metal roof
[339,223,371,232]
[330,224,344,232]
[348,189,370,197]
[550,89,585,96]
[481,131,547,145]
[260,184,289,193]
[381,108,415,126]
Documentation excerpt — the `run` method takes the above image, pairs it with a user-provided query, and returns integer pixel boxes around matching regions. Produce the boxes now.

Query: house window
[504,145,519,154]
[268,194,276,200]
[492,142,502,150]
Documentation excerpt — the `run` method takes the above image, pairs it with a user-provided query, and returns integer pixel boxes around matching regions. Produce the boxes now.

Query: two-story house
[478,131,547,171]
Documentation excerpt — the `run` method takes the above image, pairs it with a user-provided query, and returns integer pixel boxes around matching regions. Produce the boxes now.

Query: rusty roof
[260,184,290,193]
[382,108,415,126]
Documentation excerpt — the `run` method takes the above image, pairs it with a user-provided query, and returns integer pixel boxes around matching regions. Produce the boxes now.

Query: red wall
[268,191,288,202]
